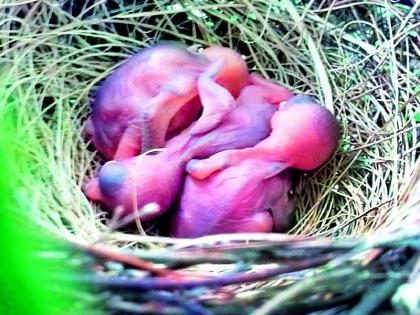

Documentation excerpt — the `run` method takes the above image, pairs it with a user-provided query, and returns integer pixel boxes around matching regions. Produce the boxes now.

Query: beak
[82,178,104,202]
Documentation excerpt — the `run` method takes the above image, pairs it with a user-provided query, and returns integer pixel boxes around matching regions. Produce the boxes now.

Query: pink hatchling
[186,95,340,180]
[172,159,292,238]
[84,44,248,160]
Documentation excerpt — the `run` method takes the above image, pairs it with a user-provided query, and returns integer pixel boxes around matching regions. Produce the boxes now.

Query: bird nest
[1,1,419,314]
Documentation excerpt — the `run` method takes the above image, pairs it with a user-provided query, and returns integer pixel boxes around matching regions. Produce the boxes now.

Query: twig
[74,241,183,278]
[348,254,418,315]
[76,255,333,290]
[253,266,360,315]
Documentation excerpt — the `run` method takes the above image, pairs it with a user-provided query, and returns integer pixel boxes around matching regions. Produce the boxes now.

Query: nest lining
[1,0,419,314]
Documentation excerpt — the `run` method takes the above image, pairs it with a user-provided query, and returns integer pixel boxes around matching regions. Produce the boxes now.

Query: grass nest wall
[1,1,419,314]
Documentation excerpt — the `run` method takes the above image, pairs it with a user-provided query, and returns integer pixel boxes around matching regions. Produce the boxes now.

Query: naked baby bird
[187,95,341,180]
[172,159,292,238]
[84,44,249,160]
[83,74,293,220]
[173,95,340,237]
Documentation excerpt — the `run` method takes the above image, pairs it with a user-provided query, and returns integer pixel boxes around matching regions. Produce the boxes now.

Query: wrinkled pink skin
[83,151,184,221]
[187,95,341,180]
[84,44,248,161]
[171,73,294,160]
[83,75,293,220]
[172,159,292,238]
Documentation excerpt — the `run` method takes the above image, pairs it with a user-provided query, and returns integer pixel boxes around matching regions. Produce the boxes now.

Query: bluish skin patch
[287,95,314,106]
[98,161,126,197]
[185,159,199,174]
